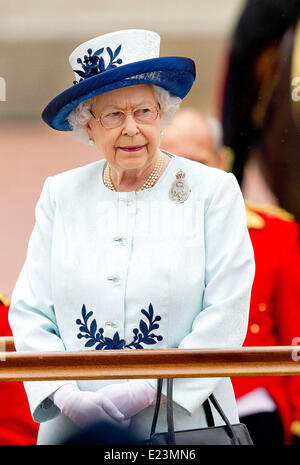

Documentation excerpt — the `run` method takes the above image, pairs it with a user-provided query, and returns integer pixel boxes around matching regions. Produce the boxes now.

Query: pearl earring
[160,130,164,136]
[89,139,95,146]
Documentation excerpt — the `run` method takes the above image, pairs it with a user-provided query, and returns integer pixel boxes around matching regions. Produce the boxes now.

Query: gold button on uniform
[258,303,267,312]
[250,323,260,334]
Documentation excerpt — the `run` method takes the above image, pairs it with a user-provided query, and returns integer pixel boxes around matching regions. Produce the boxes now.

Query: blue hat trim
[42,56,196,131]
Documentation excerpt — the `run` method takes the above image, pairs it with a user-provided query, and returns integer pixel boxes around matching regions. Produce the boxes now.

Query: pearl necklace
[103,153,163,191]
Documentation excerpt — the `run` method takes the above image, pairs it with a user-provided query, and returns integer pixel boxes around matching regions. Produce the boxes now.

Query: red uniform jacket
[0,295,39,444]
[232,203,300,444]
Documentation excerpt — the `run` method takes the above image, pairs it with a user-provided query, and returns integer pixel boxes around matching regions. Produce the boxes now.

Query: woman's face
[87,84,162,171]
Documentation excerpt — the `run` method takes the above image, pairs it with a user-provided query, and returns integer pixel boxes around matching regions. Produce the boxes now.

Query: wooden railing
[0,337,299,381]
[0,336,15,352]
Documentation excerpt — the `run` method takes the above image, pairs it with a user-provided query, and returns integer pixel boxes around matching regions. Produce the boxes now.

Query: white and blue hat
[42,29,196,131]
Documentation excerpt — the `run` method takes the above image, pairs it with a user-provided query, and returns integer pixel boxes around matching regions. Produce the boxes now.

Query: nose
[121,113,140,136]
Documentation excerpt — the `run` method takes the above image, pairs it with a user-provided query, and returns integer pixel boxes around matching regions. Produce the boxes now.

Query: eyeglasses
[89,105,160,129]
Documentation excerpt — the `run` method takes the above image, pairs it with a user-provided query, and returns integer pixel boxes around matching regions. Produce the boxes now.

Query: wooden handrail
[0,342,299,382]
[0,336,15,352]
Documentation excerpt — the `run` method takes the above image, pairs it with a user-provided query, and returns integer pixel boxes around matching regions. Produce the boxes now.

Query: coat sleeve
[149,172,255,415]
[8,177,77,423]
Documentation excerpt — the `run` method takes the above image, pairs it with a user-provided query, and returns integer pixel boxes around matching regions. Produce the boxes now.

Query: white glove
[97,380,157,419]
[50,383,130,429]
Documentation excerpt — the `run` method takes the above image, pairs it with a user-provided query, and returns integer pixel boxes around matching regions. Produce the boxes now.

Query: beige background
[1,0,257,298]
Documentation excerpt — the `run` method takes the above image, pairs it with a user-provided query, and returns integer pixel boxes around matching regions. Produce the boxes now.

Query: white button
[105,321,119,330]
[118,193,135,205]
[106,275,121,285]
[118,193,130,202]
[113,236,127,246]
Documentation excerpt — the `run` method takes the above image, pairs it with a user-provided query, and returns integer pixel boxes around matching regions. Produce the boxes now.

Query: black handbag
[149,379,254,445]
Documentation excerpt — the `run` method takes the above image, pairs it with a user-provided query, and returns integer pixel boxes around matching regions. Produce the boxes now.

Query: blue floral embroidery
[76,303,163,350]
[73,45,123,84]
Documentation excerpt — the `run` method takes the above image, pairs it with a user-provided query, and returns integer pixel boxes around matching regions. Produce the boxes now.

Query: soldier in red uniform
[236,203,300,445]
[161,108,300,445]
[0,294,39,444]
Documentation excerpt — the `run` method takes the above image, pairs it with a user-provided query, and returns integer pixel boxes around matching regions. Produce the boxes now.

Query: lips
[118,145,145,152]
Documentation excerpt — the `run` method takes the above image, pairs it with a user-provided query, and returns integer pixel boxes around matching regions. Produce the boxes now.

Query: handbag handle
[150,378,164,437]
[150,379,215,436]
[150,378,240,445]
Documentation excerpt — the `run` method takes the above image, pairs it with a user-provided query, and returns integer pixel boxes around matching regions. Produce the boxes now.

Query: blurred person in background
[8,30,254,445]
[220,0,300,224]
[161,108,300,445]
[0,294,39,444]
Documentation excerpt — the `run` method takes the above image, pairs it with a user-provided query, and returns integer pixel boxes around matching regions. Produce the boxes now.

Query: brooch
[169,170,191,203]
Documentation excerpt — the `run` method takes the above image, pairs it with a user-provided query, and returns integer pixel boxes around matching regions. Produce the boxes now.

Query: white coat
[9,151,255,444]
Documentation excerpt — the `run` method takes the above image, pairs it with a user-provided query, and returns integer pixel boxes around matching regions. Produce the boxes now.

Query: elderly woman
[9,29,255,445]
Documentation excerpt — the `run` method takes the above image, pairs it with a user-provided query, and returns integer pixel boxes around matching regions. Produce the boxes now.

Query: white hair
[67,85,181,145]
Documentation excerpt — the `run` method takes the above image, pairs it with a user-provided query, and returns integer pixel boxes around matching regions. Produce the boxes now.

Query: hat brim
[41,56,196,131]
